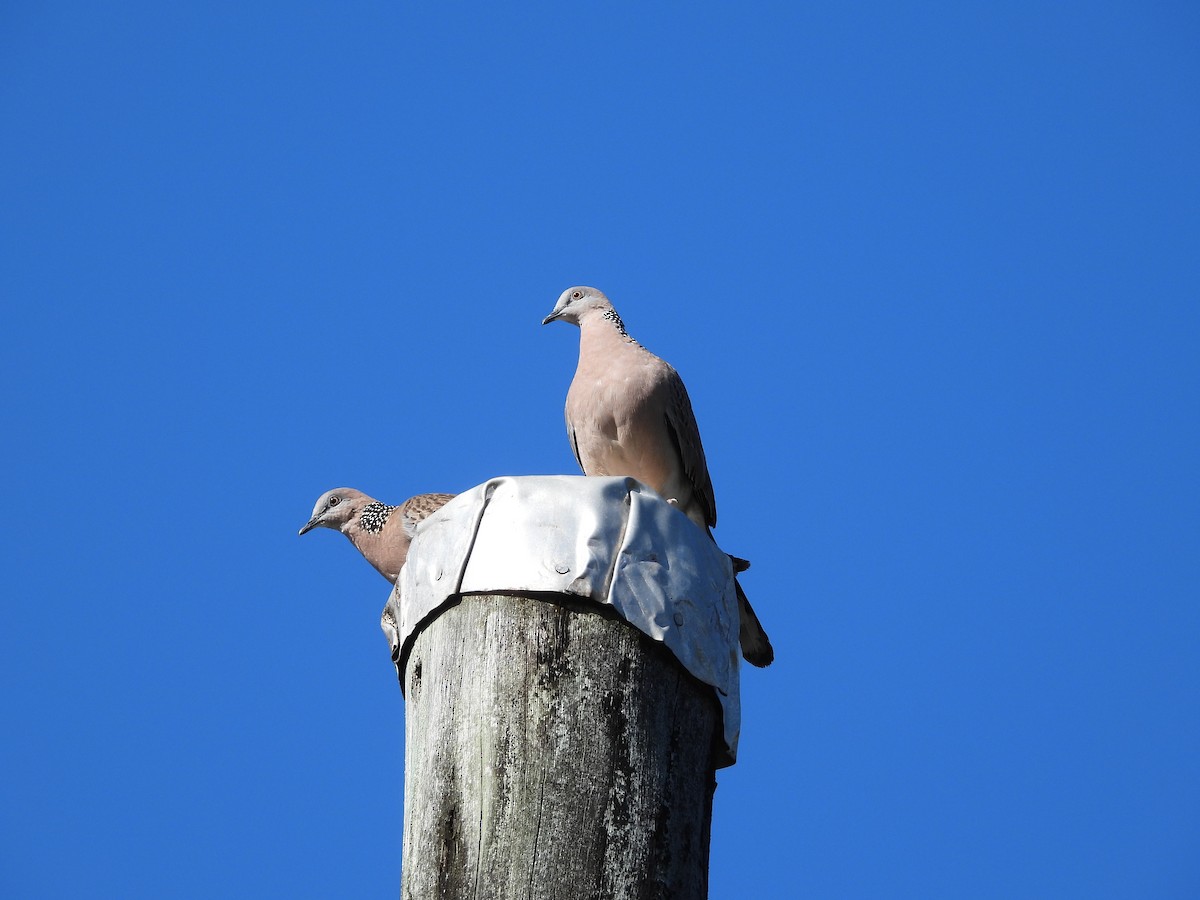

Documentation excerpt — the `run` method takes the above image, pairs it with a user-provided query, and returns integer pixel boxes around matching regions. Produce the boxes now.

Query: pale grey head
[298,487,373,535]
[541,286,615,327]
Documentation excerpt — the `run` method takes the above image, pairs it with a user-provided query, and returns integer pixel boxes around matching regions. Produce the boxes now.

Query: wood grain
[400,593,720,900]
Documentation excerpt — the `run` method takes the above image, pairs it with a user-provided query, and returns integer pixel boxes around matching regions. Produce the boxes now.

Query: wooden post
[399,592,721,900]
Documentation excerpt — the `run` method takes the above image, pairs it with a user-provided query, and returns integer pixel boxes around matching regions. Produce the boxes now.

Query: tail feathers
[735,575,774,667]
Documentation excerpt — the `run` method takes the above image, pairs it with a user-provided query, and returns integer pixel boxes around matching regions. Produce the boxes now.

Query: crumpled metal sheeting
[385,474,742,764]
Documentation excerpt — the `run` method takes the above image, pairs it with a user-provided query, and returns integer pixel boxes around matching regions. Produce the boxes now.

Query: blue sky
[2,2,1197,897]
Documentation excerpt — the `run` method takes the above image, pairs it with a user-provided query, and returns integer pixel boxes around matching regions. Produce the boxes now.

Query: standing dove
[543,286,774,667]
[299,488,454,583]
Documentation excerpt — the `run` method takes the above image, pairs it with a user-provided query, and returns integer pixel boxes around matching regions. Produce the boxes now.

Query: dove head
[299,487,371,535]
[542,286,613,326]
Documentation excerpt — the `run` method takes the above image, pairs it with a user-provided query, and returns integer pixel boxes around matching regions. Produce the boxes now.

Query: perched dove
[543,286,774,667]
[299,488,454,583]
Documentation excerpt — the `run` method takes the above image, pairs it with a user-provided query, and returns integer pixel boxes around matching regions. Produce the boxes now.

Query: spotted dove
[543,286,774,667]
[299,488,454,583]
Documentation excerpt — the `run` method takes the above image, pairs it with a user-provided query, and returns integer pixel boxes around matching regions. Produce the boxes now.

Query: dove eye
[328,496,340,507]
[572,291,582,299]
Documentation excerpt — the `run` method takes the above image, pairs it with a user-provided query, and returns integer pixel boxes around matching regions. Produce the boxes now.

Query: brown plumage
[543,286,774,667]
[299,488,454,582]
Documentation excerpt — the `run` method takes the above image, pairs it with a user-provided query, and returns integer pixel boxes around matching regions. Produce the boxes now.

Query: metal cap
[382,474,743,764]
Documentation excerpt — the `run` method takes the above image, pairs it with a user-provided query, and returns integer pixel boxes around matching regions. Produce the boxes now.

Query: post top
[382,474,742,764]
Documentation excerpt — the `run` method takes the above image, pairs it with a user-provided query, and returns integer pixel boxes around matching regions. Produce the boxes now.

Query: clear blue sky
[3,2,1197,897]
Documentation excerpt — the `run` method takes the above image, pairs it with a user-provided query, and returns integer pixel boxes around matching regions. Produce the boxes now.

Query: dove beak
[298,516,322,536]
[541,310,560,325]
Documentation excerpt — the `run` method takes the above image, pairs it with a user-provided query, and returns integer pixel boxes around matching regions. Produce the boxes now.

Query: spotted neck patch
[358,502,396,534]
[603,308,639,344]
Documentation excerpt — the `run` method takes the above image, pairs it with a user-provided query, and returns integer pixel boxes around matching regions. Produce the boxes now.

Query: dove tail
[735,575,774,667]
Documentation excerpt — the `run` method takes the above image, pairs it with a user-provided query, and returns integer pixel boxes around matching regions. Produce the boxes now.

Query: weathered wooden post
[381,476,743,900]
